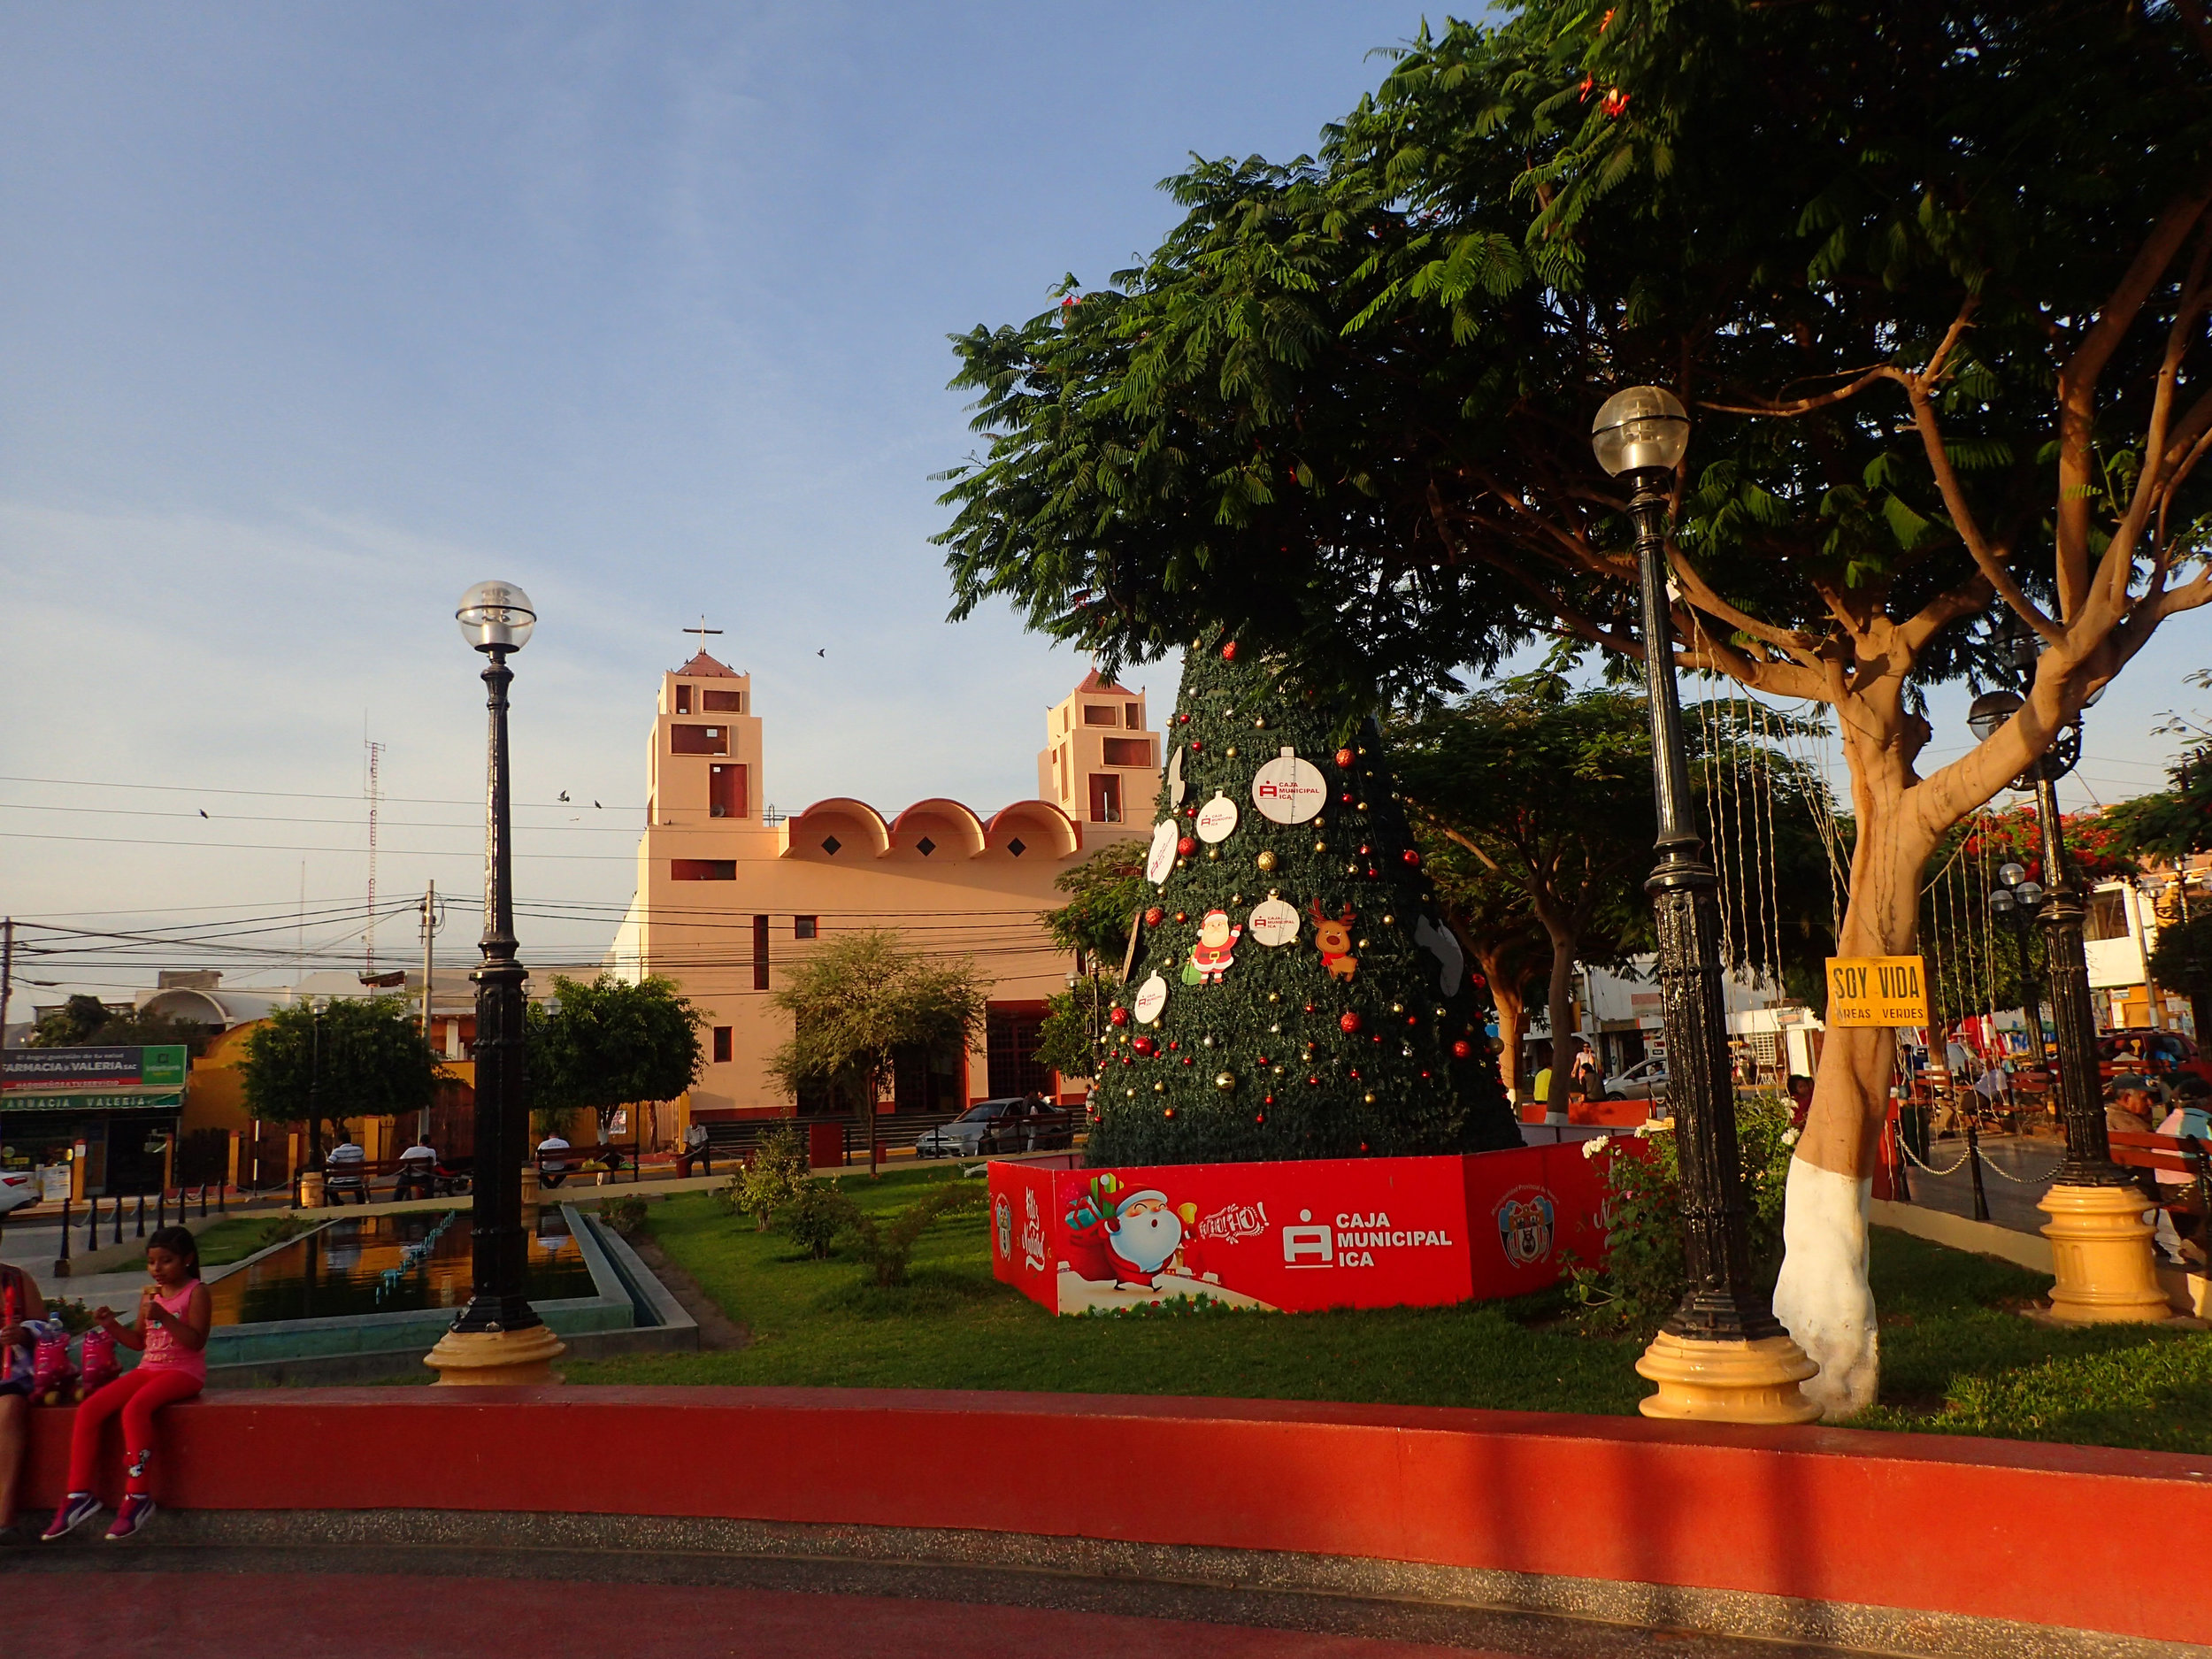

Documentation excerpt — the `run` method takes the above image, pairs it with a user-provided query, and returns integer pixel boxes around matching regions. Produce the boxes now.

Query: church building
[610,651,1158,1125]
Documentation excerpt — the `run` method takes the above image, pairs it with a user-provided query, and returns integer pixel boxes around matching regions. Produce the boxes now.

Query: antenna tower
[365,739,386,975]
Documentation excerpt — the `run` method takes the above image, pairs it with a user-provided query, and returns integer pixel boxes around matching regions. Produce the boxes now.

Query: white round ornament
[1132,972,1170,1025]
[1250,747,1326,825]
[1145,818,1179,886]
[1246,895,1301,948]
[1194,791,1239,844]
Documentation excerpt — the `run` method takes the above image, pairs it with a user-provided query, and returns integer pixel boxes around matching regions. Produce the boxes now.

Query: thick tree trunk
[1489,979,1526,1108]
[1541,926,1578,1126]
[1771,741,1932,1419]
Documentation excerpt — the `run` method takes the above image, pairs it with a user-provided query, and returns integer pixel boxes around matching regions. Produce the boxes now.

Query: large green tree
[936,1,2212,1414]
[2149,913,2212,1040]
[240,996,436,1164]
[766,932,988,1177]
[527,972,706,1145]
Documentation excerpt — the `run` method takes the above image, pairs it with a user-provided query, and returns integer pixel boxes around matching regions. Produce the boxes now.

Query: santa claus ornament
[1186,910,1242,985]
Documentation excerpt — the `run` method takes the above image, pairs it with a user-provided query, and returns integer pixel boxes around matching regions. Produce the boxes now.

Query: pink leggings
[67,1367,203,1495]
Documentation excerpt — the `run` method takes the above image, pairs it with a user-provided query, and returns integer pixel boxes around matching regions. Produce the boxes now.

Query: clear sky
[2,3,2206,1018]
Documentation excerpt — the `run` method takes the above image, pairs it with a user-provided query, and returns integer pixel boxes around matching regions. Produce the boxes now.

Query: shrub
[1565,1093,1798,1332]
[257,1214,312,1249]
[843,1183,986,1287]
[733,1125,807,1232]
[779,1180,856,1260]
[600,1195,649,1237]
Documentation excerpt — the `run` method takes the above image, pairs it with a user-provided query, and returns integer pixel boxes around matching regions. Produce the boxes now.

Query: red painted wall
[22,1389,2211,1645]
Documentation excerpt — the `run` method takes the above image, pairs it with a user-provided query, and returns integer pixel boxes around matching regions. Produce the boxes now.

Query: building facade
[611,650,1156,1124]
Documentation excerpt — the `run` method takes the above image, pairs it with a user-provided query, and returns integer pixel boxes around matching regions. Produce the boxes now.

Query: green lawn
[563,1167,2212,1453]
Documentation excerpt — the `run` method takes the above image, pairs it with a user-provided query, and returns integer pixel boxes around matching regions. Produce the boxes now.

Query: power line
[0,802,641,833]
[0,773,641,811]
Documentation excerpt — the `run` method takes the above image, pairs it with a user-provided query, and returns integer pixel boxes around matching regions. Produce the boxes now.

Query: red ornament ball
[1340,1011,1363,1034]
[1174,911,1187,923]
[1108,1006,1129,1028]
[1177,836,1198,857]
[1221,641,1240,661]
[1133,1035,1156,1056]
[1451,1039,1475,1060]
[1333,747,1356,769]
[1143,905,1164,926]
[1177,712,1190,725]
[1402,849,1421,867]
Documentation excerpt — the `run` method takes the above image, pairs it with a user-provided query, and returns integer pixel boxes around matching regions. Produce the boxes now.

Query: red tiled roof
[1076,668,1133,695]
[677,650,739,679]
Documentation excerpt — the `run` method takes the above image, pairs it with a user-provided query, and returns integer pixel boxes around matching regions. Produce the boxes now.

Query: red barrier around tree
[989,1143,1609,1314]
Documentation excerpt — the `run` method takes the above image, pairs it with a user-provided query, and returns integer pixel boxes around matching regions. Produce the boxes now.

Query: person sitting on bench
[394,1139,438,1202]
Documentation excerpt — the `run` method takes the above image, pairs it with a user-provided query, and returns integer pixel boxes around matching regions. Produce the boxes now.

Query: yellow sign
[1825,956,1929,1027]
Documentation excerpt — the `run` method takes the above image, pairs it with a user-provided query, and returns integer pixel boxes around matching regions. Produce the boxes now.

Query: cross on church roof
[686,616,724,649]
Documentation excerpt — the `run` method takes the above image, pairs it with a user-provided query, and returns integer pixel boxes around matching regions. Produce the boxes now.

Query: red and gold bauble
[1340,1011,1363,1034]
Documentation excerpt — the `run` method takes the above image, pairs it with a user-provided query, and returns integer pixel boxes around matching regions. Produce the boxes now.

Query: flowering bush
[1564,1094,1798,1331]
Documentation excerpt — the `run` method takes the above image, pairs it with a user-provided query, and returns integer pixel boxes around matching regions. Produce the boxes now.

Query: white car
[913,1099,1030,1158]
[1601,1056,1671,1102]
[0,1171,41,1219]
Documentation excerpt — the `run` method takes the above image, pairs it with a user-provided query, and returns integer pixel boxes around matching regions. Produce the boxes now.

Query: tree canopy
[240,996,436,1159]
[766,932,988,1174]
[526,972,706,1141]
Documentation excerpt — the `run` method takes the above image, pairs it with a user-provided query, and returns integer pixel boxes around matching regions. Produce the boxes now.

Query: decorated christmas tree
[1088,639,1517,1166]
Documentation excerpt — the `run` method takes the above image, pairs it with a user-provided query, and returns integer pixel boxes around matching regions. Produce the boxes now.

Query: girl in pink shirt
[44,1225,209,1542]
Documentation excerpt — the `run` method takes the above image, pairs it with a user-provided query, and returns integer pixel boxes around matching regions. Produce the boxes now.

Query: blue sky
[2,3,2206,1013]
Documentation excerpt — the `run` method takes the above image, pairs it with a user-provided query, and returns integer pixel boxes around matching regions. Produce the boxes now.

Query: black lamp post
[426,580,566,1384]
[1964,687,2126,1190]
[1965,628,2168,1324]
[1594,387,1818,1422]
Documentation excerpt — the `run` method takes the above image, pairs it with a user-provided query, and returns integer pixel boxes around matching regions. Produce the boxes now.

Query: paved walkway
[1895,1133,2063,1234]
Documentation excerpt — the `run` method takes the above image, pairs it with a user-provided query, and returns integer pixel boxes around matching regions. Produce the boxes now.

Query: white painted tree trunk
[1772,1159,1878,1416]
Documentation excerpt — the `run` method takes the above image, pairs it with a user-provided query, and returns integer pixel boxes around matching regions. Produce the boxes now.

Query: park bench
[2107,1130,2212,1246]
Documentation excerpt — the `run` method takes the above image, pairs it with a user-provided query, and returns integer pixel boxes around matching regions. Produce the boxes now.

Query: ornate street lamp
[1986,861,2048,1075]
[1594,388,1819,1423]
[1966,634,2169,1323]
[426,580,567,1384]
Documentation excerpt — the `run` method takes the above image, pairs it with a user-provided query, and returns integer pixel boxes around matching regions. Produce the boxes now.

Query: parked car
[1601,1056,1671,1103]
[984,1097,1074,1153]
[2098,1030,2212,1088]
[0,1170,39,1219]
[914,1096,1075,1158]
[914,1099,1023,1158]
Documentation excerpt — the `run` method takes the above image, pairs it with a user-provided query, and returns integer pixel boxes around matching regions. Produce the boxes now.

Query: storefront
[0,1046,188,1199]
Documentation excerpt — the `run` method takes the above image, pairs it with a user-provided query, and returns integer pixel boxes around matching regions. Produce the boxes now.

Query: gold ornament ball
[1356,801,1368,811]
[1266,991,1281,1004]
[1154,1082,1166,1094]
[1205,847,1220,861]
[1381,913,1394,925]
[1314,841,1328,854]
[1253,717,1268,729]
[1363,1093,1377,1105]
[1390,1003,1404,1015]
[1256,849,1278,871]
[1215,1071,1238,1092]
[1225,746,1238,758]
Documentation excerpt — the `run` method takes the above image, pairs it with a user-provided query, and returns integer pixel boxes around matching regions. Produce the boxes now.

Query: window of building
[2085,889,2131,941]
[794,916,818,940]
[893,1039,965,1113]
[703,689,742,711]
[1102,736,1152,769]
[672,859,736,881]
[671,724,729,755]
[753,914,770,990]
[1081,703,1118,726]
[709,763,747,818]
[1125,703,1141,730]
[675,684,692,713]
[986,1004,1054,1098]
[1087,772,1122,824]
[711,1026,733,1064]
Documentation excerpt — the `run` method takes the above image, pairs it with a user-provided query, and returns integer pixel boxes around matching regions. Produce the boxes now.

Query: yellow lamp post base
[425,1324,567,1386]
[519,1164,541,1206]
[1636,1331,1822,1425]
[2038,1182,2174,1325]
[297,1171,326,1210]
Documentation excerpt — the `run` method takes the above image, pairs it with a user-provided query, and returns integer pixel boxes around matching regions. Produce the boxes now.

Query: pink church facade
[612,650,1158,1124]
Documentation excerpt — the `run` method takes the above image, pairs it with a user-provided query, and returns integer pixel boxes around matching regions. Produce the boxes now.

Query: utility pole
[1,916,14,1048]
[419,879,439,1143]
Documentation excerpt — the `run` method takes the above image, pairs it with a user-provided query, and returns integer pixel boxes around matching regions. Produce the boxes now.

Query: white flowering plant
[1563,1092,1797,1332]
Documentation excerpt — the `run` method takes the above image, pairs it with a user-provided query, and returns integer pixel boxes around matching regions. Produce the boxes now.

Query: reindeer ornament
[1307,901,1358,981]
